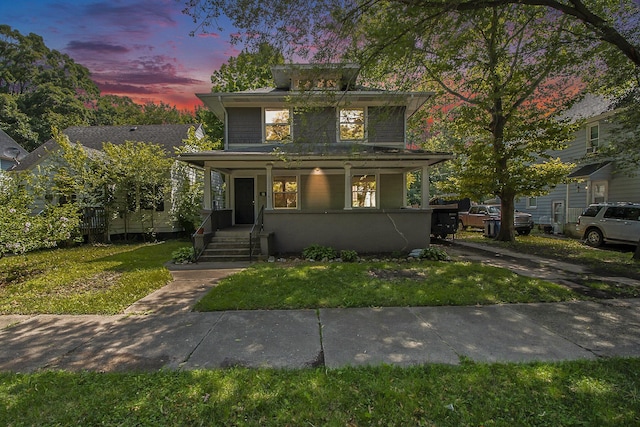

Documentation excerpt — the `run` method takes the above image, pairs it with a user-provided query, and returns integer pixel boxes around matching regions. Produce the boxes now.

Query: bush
[172,246,195,263]
[302,244,337,261]
[340,249,358,262]
[419,247,450,261]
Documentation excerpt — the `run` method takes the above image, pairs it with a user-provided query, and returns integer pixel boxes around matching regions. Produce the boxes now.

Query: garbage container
[483,218,501,238]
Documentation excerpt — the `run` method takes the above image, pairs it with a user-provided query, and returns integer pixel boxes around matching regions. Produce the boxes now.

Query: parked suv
[576,202,640,247]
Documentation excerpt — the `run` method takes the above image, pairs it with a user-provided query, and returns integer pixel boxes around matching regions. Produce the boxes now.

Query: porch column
[265,163,273,210]
[203,166,213,210]
[421,165,430,209]
[344,163,352,210]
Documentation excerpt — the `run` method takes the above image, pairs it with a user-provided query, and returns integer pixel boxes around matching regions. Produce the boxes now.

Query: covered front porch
[181,150,452,256]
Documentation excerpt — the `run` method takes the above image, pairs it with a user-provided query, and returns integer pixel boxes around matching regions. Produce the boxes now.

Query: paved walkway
[1,244,639,372]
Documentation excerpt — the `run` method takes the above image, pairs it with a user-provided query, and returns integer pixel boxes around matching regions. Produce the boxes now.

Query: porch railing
[249,206,265,262]
[191,209,233,262]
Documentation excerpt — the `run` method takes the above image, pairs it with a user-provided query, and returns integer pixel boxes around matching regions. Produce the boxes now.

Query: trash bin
[483,218,501,238]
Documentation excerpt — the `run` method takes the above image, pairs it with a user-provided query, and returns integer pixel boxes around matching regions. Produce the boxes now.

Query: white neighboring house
[12,124,223,240]
[514,94,640,234]
[0,129,28,170]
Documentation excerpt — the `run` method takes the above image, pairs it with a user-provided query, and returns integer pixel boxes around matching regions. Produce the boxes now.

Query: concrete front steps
[197,226,261,263]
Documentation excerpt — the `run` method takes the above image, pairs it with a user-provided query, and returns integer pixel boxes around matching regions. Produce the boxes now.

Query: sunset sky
[2,0,242,110]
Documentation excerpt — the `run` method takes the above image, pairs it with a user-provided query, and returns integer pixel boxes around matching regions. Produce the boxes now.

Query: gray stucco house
[180,64,452,255]
[514,94,640,234]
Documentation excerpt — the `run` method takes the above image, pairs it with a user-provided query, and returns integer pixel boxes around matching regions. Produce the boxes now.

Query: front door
[552,201,565,233]
[234,177,255,224]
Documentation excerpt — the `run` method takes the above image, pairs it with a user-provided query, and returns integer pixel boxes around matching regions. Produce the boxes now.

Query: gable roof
[13,124,202,171]
[0,129,28,162]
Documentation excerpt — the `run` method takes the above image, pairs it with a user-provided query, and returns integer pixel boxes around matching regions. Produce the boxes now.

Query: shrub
[302,244,337,261]
[340,249,358,262]
[172,246,195,263]
[419,247,450,261]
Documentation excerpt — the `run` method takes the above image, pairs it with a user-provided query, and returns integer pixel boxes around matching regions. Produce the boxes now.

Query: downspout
[220,95,229,151]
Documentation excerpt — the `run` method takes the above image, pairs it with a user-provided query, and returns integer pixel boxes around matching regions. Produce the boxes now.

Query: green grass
[1,359,639,426]
[0,240,187,315]
[457,231,640,279]
[194,260,581,311]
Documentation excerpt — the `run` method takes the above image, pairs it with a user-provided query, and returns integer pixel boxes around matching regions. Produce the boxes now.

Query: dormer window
[339,108,365,141]
[265,108,290,142]
[587,123,599,154]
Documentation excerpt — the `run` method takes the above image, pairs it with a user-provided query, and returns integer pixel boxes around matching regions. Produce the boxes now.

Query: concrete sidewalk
[2,249,640,372]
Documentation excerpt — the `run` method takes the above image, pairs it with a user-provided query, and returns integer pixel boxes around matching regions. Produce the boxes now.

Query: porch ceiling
[179,150,453,173]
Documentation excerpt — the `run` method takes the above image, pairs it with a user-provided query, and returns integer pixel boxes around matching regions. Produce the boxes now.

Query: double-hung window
[339,108,365,141]
[265,108,290,142]
[273,176,298,208]
[587,123,599,154]
[351,174,376,208]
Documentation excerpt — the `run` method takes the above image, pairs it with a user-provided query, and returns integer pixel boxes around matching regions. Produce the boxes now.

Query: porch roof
[567,161,612,179]
[178,149,453,173]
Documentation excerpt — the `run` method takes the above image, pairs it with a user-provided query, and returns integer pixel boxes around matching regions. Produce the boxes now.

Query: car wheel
[517,229,531,236]
[585,228,604,247]
[458,220,467,231]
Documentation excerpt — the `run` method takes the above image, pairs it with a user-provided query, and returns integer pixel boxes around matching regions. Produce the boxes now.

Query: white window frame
[586,122,599,154]
[338,107,366,142]
[351,173,378,208]
[526,197,538,209]
[272,174,299,209]
[591,180,607,204]
[264,108,291,142]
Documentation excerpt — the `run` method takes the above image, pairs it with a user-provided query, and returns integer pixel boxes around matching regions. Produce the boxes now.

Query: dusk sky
[2,0,242,110]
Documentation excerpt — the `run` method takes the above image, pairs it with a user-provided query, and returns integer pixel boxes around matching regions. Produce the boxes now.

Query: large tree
[184,1,589,241]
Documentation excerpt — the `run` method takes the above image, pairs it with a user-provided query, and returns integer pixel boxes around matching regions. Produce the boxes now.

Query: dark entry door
[234,178,255,224]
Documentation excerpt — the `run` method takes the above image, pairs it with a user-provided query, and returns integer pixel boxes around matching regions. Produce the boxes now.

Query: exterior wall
[264,209,432,254]
[369,106,405,143]
[227,107,262,146]
[379,173,404,208]
[226,105,406,149]
[300,173,344,210]
[293,107,336,145]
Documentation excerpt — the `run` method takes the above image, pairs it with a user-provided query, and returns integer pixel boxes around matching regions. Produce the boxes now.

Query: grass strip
[1,359,639,426]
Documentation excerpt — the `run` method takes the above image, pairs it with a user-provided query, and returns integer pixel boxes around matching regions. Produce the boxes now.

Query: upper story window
[265,108,290,142]
[587,123,599,154]
[526,197,538,209]
[339,108,365,141]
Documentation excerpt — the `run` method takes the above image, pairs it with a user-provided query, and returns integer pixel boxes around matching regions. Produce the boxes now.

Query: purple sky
[2,0,242,110]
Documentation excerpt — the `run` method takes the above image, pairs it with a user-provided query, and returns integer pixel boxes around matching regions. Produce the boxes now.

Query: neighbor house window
[339,108,365,141]
[526,197,537,209]
[265,108,290,142]
[273,176,298,208]
[351,174,376,208]
[587,123,599,153]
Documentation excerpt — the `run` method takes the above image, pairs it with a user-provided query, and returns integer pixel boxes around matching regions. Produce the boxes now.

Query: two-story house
[180,64,452,256]
[514,94,640,234]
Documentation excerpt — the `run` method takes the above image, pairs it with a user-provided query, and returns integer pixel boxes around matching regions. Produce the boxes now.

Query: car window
[488,206,500,214]
[581,205,603,217]
[623,207,640,221]
[604,207,626,219]
[469,207,478,214]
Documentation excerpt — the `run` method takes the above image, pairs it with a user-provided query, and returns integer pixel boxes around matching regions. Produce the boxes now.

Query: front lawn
[0,241,187,315]
[2,359,639,426]
[194,260,581,311]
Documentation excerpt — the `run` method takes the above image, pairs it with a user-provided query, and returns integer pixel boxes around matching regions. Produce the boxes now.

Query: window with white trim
[526,197,537,209]
[265,108,290,142]
[273,175,298,208]
[339,108,365,141]
[351,174,376,208]
[587,123,599,154]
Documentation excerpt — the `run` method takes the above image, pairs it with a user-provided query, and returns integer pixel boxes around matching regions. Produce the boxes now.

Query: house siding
[293,107,337,145]
[368,106,405,145]
[380,173,404,208]
[227,107,262,146]
[301,173,344,210]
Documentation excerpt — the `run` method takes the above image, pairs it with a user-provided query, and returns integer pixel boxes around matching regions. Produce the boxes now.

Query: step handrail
[249,206,264,262]
[191,211,214,262]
